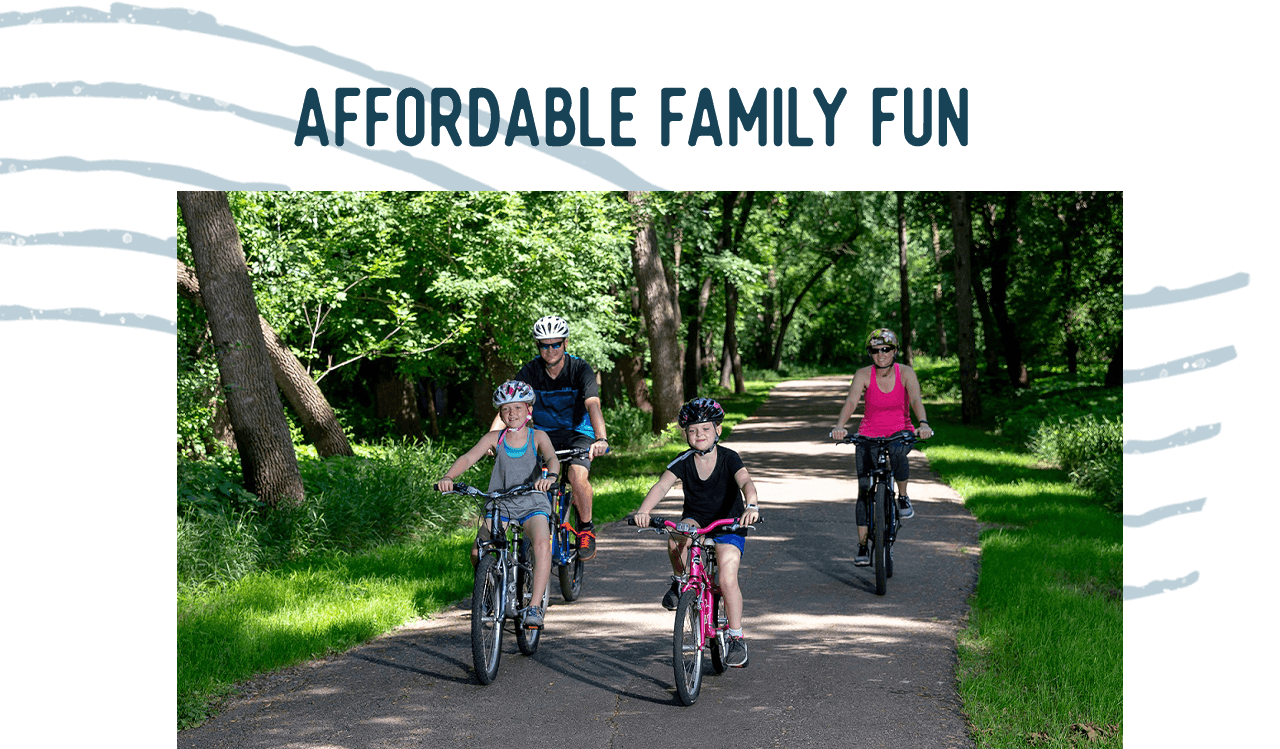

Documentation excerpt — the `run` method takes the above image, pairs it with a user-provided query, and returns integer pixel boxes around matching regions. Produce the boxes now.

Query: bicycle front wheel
[673,590,705,706]
[885,491,896,579]
[873,482,888,596]
[471,554,504,684]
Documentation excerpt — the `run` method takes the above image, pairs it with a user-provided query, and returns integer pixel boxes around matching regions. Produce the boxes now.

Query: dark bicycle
[546,446,592,601]
[836,429,919,596]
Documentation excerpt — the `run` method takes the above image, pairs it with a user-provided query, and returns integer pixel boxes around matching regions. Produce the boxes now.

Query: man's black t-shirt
[515,354,599,439]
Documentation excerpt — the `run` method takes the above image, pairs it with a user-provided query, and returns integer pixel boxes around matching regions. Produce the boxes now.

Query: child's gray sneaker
[523,605,544,629]
[898,495,915,520]
[725,635,749,668]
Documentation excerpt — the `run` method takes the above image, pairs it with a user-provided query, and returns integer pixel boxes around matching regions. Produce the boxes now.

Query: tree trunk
[683,274,714,398]
[718,281,745,393]
[772,257,837,370]
[617,284,653,412]
[627,191,682,432]
[372,358,425,440]
[897,192,914,366]
[178,259,354,457]
[948,191,983,424]
[1104,339,1122,388]
[969,243,1002,377]
[931,215,948,357]
[178,191,305,507]
[982,193,1029,386]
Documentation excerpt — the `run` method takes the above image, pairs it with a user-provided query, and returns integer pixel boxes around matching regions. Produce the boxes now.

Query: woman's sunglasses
[868,346,896,354]
[538,341,564,350]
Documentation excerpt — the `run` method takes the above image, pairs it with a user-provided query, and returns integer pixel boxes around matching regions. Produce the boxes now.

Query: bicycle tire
[873,482,888,596]
[558,503,584,601]
[514,541,544,655]
[673,590,704,705]
[709,592,728,674]
[885,490,896,579]
[471,553,504,684]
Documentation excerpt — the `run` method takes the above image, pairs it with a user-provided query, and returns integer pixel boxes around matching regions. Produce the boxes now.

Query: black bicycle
[437,481,549,684]
[836,429,919,596]
[547,447,593,601]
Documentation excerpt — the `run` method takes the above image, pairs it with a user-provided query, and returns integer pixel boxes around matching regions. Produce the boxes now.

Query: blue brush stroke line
[1124,571,1198,600]
[0,305,175,334]
[0,4,662,190]
[1123,346,1236,384]
[1123,498,1205,528]
[1123,423,1219,454]
[1124,273,1248,310]
[0,156,288,189]
[0,82,492,190]
[0,228,174,258]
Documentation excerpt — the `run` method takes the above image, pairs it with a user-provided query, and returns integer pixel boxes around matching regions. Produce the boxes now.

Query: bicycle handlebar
[627,515,760,536]
[434,482,537,498]
[832,429,922,446]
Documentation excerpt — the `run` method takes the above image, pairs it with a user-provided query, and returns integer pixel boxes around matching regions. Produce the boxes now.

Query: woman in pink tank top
[829,329,934,565]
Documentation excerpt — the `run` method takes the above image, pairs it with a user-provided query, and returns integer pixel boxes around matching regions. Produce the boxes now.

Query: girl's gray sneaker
[523,606,544,629]
[898,495,915,519]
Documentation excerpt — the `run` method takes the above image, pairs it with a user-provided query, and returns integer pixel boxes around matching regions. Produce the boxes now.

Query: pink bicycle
[630,515,758,705]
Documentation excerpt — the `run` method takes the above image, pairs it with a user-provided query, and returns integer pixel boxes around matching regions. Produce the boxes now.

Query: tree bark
[627,191,682,432]
[982,193,1029,386]
[179,191,305,507]
[683,274,714,399]
[718,281,745,393]
[178,259,354,457]
[617,284,653,412]
[931,215,948,357]
[948,191,983,424]
[897,192,914,366]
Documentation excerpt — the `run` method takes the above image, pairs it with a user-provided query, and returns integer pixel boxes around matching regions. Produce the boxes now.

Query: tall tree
[718,191,756,394]
[981,192,1028,386]
[930,213,949,357]
[627,191,682,432]
[177,259,354,457]
[948,191,983,423]
[179,191,305,507]
[897,191,914,366]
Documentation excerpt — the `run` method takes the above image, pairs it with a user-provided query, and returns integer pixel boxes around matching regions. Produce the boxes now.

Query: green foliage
[176,441,476,594]
[1029,416,1124,512]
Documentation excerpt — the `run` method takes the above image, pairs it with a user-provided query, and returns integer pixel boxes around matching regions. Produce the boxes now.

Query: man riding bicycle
[495,315,610,560]
[830,328,934,566]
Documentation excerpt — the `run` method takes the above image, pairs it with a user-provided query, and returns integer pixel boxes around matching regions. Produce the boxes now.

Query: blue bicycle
[547,447,591,601]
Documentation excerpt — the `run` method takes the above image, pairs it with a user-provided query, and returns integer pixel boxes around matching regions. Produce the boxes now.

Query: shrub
[1030,415,1123,512]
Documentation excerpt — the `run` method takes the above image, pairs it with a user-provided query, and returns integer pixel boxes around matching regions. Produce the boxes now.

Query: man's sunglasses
[868,346,896,354]
[538,341,564,351]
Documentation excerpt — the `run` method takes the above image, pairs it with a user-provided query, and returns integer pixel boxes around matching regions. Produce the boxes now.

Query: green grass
[925,404,1122,748]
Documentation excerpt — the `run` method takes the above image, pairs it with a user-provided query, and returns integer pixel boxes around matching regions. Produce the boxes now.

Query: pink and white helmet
[492,380,536,409]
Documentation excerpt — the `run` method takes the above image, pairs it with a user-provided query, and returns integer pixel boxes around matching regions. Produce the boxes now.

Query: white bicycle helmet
[492,380,536,408]
[532,315,570,340]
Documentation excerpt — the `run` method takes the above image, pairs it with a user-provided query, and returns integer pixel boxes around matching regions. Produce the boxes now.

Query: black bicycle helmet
[677,397,726,429]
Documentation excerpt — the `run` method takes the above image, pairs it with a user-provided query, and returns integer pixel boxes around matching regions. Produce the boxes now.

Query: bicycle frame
[634,515,749,705]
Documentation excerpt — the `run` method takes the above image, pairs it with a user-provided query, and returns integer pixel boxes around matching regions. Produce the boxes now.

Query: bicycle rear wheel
[673,590,705,706]
[558,502,584,601]
[515,540,544,655]
[471,554,504,684]
[709,592,728,674]
[872,482,888,596]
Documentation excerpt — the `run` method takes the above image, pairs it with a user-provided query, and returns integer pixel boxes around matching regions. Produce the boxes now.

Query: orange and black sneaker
[577,521,597,561]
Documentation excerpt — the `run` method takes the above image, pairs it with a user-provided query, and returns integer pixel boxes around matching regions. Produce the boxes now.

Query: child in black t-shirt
[633,397,760,668]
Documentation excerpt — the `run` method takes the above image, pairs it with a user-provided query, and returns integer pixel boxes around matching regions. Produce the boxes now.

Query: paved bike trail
[179,377,981,749]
